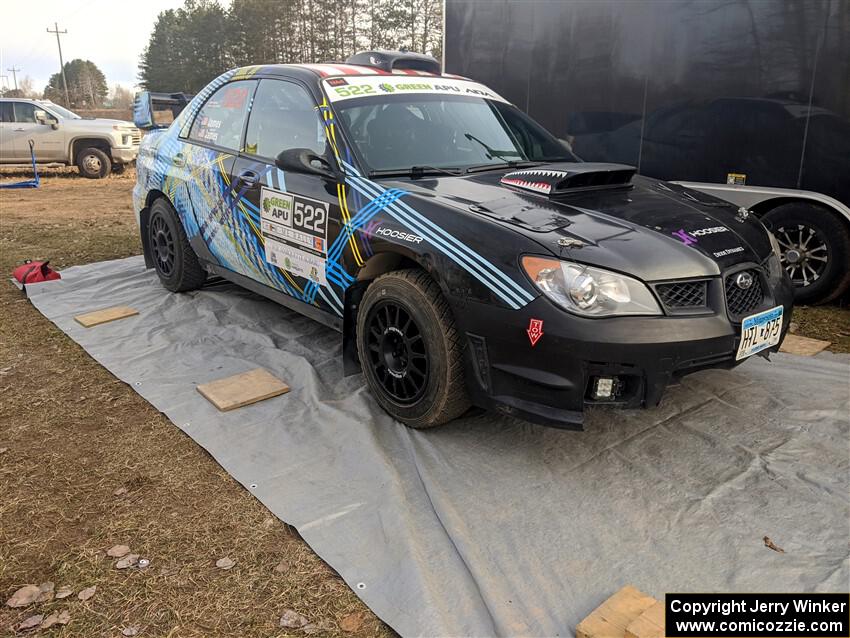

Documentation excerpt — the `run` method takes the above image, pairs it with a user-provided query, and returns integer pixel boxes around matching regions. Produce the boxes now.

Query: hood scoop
[500,163,636,197]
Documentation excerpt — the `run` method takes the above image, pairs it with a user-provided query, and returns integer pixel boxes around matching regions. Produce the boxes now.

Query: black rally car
[133,51,793,430]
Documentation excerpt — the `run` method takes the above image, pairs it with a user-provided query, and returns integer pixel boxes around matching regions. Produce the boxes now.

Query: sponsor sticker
[266,243,328,287]
[260,187,330,283]
[222,85,249,109]
[373,226,424,244]
[672,226,730,246]
[527,318,544,346]
[323,75,508,103]
[714,246,745,258]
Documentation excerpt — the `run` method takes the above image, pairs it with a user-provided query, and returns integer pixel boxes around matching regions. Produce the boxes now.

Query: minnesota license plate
[736,305,784,360]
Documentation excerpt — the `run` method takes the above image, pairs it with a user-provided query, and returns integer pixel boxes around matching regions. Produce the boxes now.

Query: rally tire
[76,146,111,179]
[147,198,207,292]
[357,269,470,429]
[763,203,850,304]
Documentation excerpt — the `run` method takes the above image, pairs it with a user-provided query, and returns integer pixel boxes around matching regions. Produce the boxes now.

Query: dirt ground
[1,168,848,637]
[0,167,392,637]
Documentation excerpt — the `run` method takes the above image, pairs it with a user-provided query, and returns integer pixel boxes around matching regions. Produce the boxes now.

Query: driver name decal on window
[260,187,330,286]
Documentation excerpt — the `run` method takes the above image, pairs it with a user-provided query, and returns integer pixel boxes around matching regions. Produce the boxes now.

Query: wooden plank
[74,305,139,327]
[779,333,830,356]
[625,600,665,638]
[197,368,289,412]
[576,586,658,638]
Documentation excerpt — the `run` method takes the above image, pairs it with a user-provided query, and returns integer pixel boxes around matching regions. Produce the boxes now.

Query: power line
[46,22,71,106]
[7,66,21,91]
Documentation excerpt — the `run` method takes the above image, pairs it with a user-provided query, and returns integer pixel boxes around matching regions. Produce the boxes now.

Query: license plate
[736,305,784,360]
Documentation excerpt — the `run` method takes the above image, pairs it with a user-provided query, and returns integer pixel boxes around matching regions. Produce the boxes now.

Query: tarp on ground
[26,256,850,637]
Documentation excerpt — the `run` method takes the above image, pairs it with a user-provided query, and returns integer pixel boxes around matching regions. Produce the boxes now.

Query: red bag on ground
[12,260,61,286]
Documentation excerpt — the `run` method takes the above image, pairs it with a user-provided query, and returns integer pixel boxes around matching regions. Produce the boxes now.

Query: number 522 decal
[260,186,329,254]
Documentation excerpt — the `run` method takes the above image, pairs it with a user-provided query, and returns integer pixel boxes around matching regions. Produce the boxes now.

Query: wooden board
[197,368,289,412]
[625,600,665,638]
[74,305,139,327]
[779,333,831,356]
[576,585,658,638]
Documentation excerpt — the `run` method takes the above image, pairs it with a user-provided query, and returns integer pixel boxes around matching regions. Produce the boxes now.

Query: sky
[0,0,212,93]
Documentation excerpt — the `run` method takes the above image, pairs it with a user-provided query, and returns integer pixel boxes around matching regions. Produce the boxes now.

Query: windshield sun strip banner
[322,75,510,104]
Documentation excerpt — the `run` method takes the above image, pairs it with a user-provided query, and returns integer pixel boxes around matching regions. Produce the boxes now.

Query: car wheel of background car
[76,146,111,179]
[763,202,850,304]
[147,198,207,292]
[356,269,470,429]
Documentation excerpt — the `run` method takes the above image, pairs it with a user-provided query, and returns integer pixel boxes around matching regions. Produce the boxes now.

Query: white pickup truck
[0,98,140,178]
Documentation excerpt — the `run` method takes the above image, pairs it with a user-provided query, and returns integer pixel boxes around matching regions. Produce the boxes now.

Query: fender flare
[67,135,115,163]
[673,181,850,225]
[341,248,449,376]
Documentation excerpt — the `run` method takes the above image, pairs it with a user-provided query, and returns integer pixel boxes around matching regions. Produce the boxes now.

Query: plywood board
[74,305,139,327]
[576,585,657,638]
[625,600,665,638]
[197,368,290,412]
[780,333,831,357]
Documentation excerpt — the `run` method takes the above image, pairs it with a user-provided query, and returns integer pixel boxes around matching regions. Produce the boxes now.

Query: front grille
[725,269,765,318]
[656,280,708,310]
[130,130,141,145]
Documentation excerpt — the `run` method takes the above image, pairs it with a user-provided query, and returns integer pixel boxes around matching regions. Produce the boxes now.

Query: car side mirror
[275,148,338,180]
[34,110,54,127]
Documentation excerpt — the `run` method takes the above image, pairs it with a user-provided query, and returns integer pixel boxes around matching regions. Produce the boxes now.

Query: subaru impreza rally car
[133,51,793,430]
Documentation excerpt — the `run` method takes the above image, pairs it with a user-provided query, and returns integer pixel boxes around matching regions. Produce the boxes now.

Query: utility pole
[7,66,20,91]
[46,22,71,106]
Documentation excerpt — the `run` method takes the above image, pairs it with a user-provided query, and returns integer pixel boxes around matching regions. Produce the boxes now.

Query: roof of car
[237,63,468,81]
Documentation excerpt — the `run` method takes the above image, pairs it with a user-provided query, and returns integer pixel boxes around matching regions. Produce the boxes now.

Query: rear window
[188,80,257,151]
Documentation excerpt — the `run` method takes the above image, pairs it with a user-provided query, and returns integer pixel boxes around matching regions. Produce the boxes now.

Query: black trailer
[444,0,850,303]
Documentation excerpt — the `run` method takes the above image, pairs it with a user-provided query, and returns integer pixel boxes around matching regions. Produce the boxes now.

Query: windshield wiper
[463,132,523,163]
[368,166,464,179]
[464,160,546,174]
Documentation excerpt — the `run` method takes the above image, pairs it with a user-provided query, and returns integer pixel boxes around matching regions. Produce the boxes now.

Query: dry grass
[1,166,848,635]
[0,168,392,637]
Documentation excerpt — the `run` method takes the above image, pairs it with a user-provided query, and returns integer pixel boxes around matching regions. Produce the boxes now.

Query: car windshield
[45,103,81,119]
[333,93,576,174]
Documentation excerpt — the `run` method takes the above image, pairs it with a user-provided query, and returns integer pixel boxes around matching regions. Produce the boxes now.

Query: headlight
[521,256,662,317]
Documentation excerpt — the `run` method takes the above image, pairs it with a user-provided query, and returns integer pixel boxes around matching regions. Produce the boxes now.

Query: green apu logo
[263,196,291,216]
[378,83,395,93]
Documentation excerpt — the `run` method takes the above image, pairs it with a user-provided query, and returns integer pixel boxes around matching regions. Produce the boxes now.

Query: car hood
[65,118,136,130]
[380,164,772,281]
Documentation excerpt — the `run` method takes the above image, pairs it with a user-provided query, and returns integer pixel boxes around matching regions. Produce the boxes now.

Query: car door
[0,102,14,160]
[9,102,65,161]
[180,79,256,273]
[231,77,346,318]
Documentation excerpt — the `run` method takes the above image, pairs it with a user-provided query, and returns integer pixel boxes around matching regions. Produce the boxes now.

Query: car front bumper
[454,272,794,429]
[111,146,139,163]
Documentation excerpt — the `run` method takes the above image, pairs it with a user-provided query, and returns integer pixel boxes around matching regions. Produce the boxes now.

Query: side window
[0,103,13,123]
[13,102,37,123]
[188,80,256,151]
[244,79,326,160]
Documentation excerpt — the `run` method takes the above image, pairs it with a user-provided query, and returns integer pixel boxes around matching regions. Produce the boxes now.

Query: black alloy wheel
[150,212,176,277]
[147,198,207,292]
[365,299,430,405]
[356,269,470,428]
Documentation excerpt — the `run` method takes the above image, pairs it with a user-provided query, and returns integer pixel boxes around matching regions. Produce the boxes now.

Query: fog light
[591,376,618,400]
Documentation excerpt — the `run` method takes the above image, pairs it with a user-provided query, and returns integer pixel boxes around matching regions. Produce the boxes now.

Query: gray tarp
[26,256,850,637]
